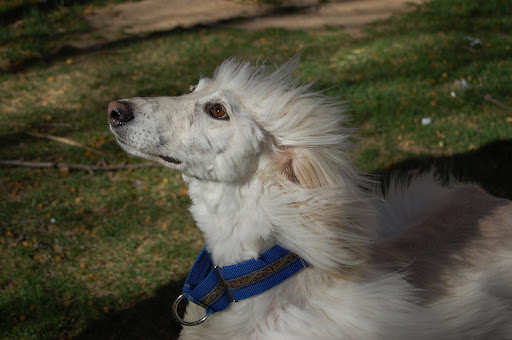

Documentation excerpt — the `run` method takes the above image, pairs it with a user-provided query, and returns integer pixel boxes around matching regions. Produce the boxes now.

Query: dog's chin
[114,137,140,157]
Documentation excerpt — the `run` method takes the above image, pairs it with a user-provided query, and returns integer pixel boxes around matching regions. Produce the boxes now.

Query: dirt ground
[79,0,423,48]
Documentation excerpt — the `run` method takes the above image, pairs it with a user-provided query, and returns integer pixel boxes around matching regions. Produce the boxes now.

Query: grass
[0,0,131,71]
[1,0,511,338]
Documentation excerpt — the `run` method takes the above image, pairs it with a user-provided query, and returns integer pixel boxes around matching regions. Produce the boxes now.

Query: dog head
[108,56,356,188]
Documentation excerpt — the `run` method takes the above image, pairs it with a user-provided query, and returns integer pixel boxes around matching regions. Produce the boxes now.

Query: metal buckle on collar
[172,293,209,326]
[215,266,238,303]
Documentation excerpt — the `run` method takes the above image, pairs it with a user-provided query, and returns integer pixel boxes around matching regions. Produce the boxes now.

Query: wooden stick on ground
[26,132,105,155]
[481,94,512,111]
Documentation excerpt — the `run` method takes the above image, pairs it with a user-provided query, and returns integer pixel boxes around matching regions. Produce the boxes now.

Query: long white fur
[109,56,512,339]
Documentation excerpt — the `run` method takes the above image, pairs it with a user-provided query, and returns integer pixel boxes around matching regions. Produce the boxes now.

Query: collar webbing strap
[180,245,309,315]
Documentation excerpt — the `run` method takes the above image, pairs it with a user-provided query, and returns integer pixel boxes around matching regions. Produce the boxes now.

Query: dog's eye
[189,85,196,93]
[208,103,229,121]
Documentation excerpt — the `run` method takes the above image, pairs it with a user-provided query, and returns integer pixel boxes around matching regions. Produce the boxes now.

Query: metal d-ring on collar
[172,266,235,326]
[172,245,309,326]
[172,293,209,326]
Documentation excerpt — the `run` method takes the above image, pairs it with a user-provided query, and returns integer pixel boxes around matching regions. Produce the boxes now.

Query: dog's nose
[108,101,134,127]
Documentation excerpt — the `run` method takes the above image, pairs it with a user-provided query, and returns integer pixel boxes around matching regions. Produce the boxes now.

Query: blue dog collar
[172,244,309,326]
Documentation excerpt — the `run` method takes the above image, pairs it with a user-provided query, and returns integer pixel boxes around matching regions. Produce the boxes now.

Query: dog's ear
[281,148,333,189]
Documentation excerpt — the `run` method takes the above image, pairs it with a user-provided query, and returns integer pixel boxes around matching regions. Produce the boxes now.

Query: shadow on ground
[74,139,511,339]
[74,278,186,340]
[376,139,512,199]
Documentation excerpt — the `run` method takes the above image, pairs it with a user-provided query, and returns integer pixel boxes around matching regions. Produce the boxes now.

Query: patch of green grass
[0,0,131,70]
[324,0,512,169]
[1,0,511,338]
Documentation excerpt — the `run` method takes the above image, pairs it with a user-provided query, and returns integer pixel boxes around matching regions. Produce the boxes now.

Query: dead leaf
[59,167,70,176]
[83,5,94,15]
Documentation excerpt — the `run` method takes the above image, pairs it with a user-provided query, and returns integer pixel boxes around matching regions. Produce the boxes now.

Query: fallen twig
[26,132,105,155]
[15,229,28,244]
[481,94,512,111]
[0,160,163,174]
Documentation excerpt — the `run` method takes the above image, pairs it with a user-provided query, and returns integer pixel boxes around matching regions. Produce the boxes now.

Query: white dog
[108,57,512,339]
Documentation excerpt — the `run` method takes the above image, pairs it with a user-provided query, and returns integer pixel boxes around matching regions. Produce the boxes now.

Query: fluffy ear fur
[279,145,365,191]
[282,148,334,188]
[249,56,380,275]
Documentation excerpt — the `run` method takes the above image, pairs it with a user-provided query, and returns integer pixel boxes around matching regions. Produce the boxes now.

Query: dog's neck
[185,173,376,280]
[186,176,276,267]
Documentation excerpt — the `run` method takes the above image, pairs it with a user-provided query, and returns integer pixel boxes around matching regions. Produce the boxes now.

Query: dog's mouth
[115,138,182,165]
[113,135,182,165]
[159,155,182,165]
